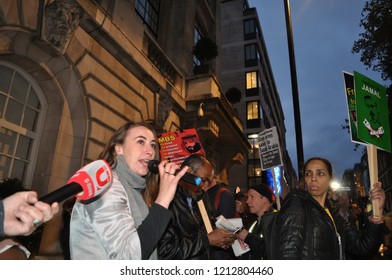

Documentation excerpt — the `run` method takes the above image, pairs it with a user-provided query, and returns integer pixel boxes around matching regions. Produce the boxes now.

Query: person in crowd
[235,191,252,229]
[273,156,386,259]
[69,121,189,260]
[158,154,235,259]
[0,191,58,238]
[236,184,275,260]
[204,177,236,220]
[203,176,236,259]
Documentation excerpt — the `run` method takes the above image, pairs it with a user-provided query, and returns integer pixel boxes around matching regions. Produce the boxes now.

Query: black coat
[273,189,384,259]
[158,188,214,259]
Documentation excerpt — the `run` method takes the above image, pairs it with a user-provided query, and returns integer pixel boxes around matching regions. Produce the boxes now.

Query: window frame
[0,61,46,187]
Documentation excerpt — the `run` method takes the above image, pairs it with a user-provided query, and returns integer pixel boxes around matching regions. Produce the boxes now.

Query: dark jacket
[273,189,384,260]
[207,184,236,259]
[240,216,266,260]
[207,184,236,220]
[158,188,214,259]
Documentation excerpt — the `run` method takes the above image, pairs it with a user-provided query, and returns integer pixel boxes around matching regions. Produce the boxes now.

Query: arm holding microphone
[135,160,190,259]
[2,162,110,238]
[70,159,188,259]
[1,159,112,238]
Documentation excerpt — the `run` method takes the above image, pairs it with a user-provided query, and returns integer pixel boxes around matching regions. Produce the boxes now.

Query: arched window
[0,61,46,187]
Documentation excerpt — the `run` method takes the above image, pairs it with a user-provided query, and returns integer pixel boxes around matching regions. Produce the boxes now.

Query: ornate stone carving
[45,0,83,53]
[157,95,173,128]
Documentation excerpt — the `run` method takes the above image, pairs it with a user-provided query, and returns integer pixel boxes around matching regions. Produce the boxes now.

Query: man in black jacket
[158,154,235,259]
[236,184,275,260]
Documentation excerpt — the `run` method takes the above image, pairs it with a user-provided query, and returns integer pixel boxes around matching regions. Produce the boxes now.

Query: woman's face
[115,126,157,176]
[304,159,331,199]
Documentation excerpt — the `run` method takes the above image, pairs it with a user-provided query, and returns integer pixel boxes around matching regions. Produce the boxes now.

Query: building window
[244,44,259,67]
[0,62,46,186]
[246,101,261,129]
[135,0,160,37]
[247,101,259,120]
[193,23,204,66]
[248,137,260,160]
[244,19,256,40]
[246,71,259,96]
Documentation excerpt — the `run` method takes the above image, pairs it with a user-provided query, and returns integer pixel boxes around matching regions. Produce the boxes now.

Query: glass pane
[0,94,6,117]
[4,99,23,125]
[0,155,11,180]
[248,160,261,177]
[10,159,26,182]
[0,65,12,93]
[22,107,39,131]
[246,72,257,89]
[0,127,17,156]
[27,88,40,110]
[16,135,32,160]
[248,145,260,159]
[10,72,29,102]
[247,102,259,120]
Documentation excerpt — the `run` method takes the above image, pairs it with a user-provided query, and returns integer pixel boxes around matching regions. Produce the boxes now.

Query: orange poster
[158,128,206,165]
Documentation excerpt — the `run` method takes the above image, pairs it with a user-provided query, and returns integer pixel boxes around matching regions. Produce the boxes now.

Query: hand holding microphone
[148,160,195,209]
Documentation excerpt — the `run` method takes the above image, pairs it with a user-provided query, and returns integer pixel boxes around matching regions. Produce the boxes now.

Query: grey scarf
[114,155,157,259]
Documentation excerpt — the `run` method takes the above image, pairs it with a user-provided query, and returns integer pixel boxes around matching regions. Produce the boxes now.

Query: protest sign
[354,71,391,218]
[158,128,206,165]
[257,126,283,209]
[257,127,283,171]
[342,71,364,144]
[354,71,391,152]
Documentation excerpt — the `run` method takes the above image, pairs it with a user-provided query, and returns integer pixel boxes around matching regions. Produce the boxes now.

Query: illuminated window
[246,71,258,89]
[0,63,45,186]
[248,137,260,160]
[247,101,259,120]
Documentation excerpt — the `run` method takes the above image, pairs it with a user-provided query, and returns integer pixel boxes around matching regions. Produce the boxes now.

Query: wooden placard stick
[367,144,381,218]
[197,199,213,233]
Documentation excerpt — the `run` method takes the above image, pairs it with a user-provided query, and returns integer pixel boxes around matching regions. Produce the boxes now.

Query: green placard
[354,71,391,152]
[343,71,364,144]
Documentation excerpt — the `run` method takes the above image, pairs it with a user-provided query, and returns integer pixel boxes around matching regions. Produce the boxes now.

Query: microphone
[39,160,113,204]
[148,160,202,186]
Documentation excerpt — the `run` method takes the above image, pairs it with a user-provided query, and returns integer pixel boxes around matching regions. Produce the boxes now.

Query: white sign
[257,126,283,170]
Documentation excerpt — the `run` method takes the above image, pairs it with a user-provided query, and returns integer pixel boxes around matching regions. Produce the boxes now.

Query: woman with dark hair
[70,121,189,259]
[273,157,386,259]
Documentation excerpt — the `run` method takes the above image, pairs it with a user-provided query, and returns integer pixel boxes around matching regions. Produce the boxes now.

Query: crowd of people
[0,121,390,260]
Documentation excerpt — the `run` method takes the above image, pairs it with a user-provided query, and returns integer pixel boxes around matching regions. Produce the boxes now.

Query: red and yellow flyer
[158,128,206,165]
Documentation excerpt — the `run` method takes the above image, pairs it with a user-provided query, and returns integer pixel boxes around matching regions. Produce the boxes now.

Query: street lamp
[331,180,341,191]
